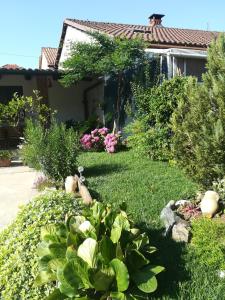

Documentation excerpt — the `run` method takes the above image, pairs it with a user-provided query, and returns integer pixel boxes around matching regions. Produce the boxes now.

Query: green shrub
[0,150,12,160]
[128,76,189,160]
[36,201,164,299]
[190,217,225,270]
[0,191,81,300]
[21,120,80,183]
[171,35,225,186]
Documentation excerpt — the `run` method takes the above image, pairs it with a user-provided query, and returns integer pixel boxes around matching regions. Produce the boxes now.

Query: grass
[79,150,225,299]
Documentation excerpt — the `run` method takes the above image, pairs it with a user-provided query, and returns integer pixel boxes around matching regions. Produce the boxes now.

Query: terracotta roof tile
[42,47,58,67]
[65,19,219,49]
[1,64,23,70]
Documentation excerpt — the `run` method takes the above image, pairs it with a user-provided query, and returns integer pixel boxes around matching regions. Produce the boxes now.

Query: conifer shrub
[171,34,225,186]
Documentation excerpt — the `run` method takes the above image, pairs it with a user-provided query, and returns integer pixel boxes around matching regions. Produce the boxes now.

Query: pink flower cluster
[80,128,121,153]
[104,132,121,153]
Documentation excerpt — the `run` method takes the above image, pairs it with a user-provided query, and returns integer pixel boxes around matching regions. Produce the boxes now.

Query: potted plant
[0,150,12,167]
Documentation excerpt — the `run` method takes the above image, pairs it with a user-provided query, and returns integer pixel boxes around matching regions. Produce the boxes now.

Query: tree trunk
[113,73,123,133]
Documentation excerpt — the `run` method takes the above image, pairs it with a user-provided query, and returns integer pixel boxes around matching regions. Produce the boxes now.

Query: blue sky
[1,0,225,68]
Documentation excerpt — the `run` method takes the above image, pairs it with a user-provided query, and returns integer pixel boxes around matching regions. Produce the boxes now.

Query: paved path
[0,165,39,231]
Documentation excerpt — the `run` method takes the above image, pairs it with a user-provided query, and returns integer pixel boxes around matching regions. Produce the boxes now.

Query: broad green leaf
[66,245,77,260]
[131,265,164,293]
[63,257,92,289]
[49,243,67,258]
[48,258,66,271]
[77,238,98,267]
[127,250,149,271]
[69,216,86,233]
[116,242,124,260]
[34,270,56,286]
[37,241,51,257]
[67,231,81,247]
[111,214,130,243]
[38,254,53,270]
[110,292,126,299]
[110,258,129,292]
[90,200,105,221]
[93,266,115,291]
[57,267,77,297]
[132,233,149,250]
[46,288,67,300]
[100,236,116,263]
[41,224,67,243]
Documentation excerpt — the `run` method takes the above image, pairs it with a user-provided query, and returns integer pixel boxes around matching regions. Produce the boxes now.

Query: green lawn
[79,150,225,299]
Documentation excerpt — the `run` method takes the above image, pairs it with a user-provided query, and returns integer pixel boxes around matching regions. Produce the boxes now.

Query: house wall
[40,54,49,70]
[0,74,105,123]
[59,26,93,67]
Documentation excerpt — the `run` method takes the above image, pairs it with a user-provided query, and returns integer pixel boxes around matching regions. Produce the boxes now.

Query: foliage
[36,201,164,299]
[81,127,121,153]
[0,90,54,127]
[65,116,102,137]
[127,76,189,160]
[212,177,225,201]
[21,120,79,182]
[0,191,81,300]
[61,32,146,130]
[190,217,225,270]
[33,175,55,192]
[0,150,12,160]
[171,34,225,186]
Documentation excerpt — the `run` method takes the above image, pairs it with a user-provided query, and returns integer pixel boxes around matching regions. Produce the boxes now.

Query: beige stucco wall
[59,26,93,67]
[0,74,38,95]
[40,54,49,70]
[0,74,105,123]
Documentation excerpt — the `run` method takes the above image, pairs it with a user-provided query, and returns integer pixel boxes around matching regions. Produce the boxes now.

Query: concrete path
[0,164,39,231]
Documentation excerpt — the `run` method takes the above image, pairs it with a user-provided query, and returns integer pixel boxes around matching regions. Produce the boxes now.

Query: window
[0,86,23,104]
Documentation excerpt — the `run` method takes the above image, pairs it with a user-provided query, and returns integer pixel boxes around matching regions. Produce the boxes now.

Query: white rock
[65,176,77,193]
[200,191,219,218]
[172,223,190,243]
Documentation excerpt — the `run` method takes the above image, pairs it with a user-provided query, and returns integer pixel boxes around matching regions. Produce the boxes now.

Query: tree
[171,34,225,186]
[60,32,146,131]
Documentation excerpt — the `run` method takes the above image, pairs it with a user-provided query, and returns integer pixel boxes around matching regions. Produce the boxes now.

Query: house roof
[1,64,23,70]
[65,19,219,48]
[41,47,58,68]
[55,17,220,68]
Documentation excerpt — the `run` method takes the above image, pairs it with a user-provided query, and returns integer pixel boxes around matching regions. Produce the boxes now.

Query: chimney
[149,14,165,27]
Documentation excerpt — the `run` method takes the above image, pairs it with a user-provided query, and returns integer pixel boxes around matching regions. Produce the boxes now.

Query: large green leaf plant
[35,201,164,299]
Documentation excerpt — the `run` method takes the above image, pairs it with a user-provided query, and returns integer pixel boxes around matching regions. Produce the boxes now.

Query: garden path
[0,165,39,231]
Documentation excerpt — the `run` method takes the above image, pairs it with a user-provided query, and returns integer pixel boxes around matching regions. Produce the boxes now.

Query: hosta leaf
[63,257,92,289]
[48,258,66,271]
[57,267,77,297]
[93,266,115,291]
[116,242,124,260]
[110,258,129,292]
[111,214,130,243]
[46,288,67,300]
[69,216,86,233]
[34,270,56,286]
[100,236,116,263]
[77,238,98,267]
[38,254,53,270]
[41,224,67,243]
[37,241,51,257]
[132,233,149,250]
[127,250,149,271]
[131,265,164,293]
[66,245,77,260]
[67,231,80,247]
[49,243,67,258]
[110,292,126,299]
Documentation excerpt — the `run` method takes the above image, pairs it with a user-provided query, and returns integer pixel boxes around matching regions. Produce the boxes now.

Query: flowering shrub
[80,127,121,153]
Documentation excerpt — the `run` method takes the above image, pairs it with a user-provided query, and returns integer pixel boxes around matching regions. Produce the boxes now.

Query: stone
[175,200,191,207]
[200,190,220,218]
[172,222,190,243]
[160,200,176,236]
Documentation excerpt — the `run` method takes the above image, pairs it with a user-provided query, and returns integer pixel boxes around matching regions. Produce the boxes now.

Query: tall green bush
[127,76,189,160]
[171,34,225,186]
[0,191,81,300]
[21,120,79,183]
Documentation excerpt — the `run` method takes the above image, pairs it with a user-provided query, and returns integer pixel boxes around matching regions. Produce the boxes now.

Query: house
[0,14,220,146]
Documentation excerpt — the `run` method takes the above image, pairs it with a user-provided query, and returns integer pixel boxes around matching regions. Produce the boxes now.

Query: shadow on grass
[85,163,128,178]
[138,222,189,299]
